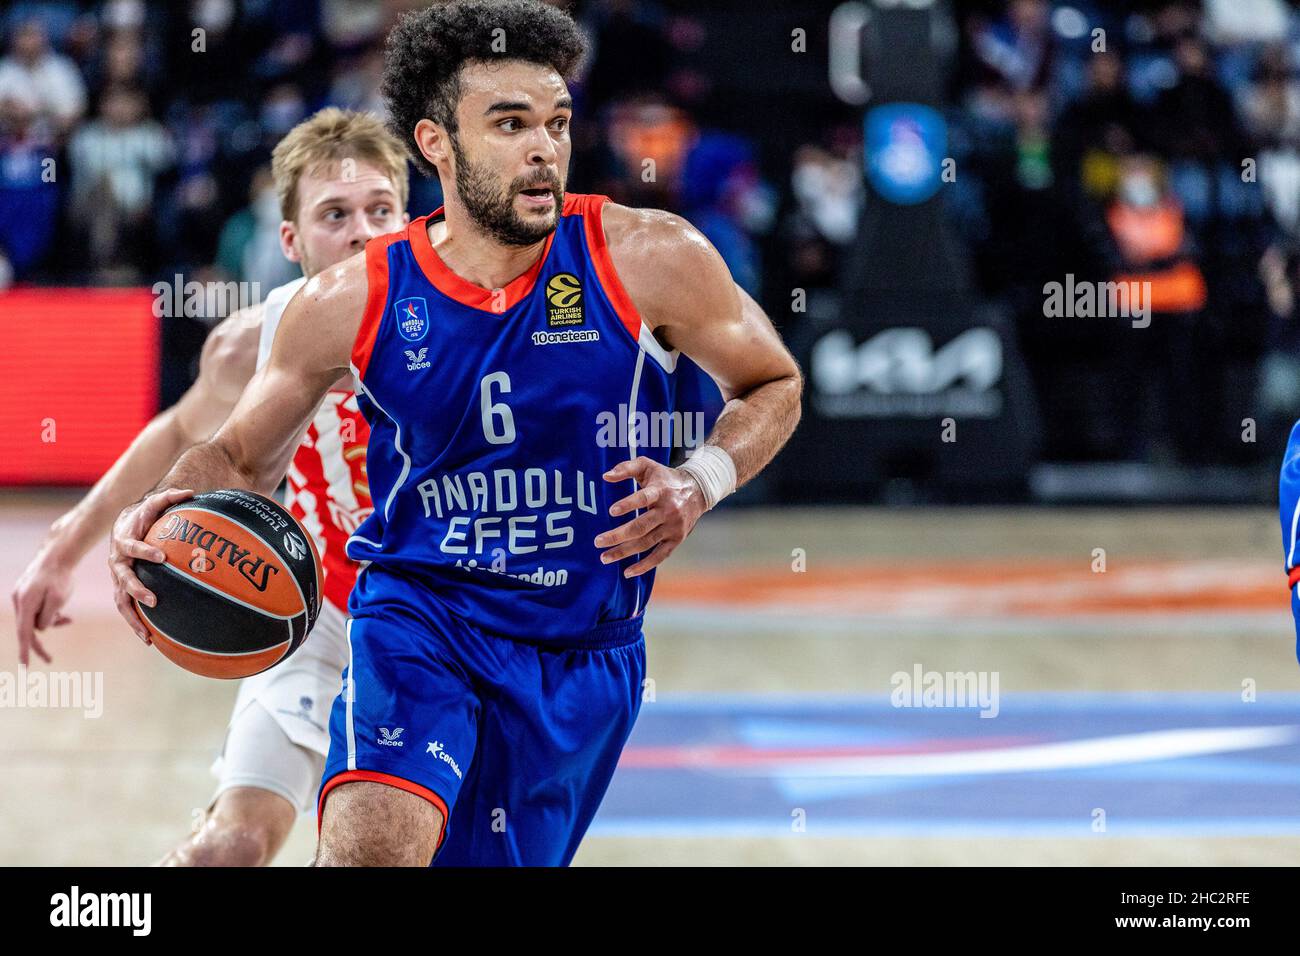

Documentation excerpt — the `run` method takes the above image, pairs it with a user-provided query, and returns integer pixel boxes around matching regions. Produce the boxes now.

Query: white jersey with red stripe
[256,277,372,613]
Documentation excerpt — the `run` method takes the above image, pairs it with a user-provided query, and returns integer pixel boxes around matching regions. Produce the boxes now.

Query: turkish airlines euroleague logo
[546,273,584,327]
[157,514,280,592]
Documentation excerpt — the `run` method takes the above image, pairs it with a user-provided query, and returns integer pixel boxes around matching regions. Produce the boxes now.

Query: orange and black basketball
[133,489,323,679]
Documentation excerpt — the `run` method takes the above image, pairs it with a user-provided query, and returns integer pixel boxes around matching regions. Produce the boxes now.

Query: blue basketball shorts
[317,595,646,866]
[1290,584,1300,665]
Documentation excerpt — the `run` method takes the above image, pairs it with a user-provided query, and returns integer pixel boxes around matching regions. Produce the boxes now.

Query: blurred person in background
[1151,33,1244,163]
[980,86,1089,460]
[1102,152,1208,462]
[329,46,386,115]
[1250,47,1300,442]
[163,0,252,105]
[974,87,1068,315]
[0,84,59,285]
[602,95,692,210]
[161,98,255,274]
[216,166,270,282]
[1257,241,1300,439]
[969,0,1054,96]
[319,0,391,52]
[259,82,310,147]
[1053,48,1146,205]
[678,131,775,299]
[1237,44,1300,148]
[1140,20,1273,466]
[223,163,303,292]
[87,25,156,101]
[777,137,862,306]
[67,83,175,282]
[580,0,673,116]
[1245,46,1300,253]
[0,14,86,141]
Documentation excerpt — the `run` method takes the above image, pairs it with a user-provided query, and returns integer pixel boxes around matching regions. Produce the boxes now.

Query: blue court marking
[587,818,1300,838]
[629,691,1300,711]
[589,693,1300,838]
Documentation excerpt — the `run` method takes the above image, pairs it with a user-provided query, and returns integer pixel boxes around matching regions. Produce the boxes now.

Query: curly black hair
[381,0,587,178]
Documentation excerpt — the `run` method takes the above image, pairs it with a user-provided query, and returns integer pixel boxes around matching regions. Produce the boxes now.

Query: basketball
[132,489,323,679]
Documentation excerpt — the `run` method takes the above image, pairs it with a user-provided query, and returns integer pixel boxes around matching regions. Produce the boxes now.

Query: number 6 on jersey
[480,371,515,445]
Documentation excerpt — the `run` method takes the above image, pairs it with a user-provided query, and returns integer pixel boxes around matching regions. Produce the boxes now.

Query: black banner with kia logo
[779,293,1041,502]
[774,0,1040,502]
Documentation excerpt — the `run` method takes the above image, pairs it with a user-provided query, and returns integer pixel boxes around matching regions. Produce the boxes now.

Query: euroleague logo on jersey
[545,272,584,328]
[394,296,430,342]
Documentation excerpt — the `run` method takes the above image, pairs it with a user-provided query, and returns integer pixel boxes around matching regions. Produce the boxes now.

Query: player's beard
[451,135,563,247]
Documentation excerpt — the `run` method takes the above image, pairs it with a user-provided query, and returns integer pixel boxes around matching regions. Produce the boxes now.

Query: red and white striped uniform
[256,278,372,613]
[211,278,372,810]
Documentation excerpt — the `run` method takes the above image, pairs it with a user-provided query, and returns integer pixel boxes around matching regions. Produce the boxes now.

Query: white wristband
[679,445,737,510]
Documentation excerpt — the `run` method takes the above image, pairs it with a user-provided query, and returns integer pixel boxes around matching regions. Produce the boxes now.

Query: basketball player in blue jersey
[1280,420,1300,664]
[109,0,802,866]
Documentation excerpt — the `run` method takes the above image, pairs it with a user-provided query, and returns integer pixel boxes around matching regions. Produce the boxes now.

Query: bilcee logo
[50,886,151,936]
[427,739,463,779]
[546,272,584,327]
[378,726,405,747]
[404,347,431,371]
[394,297,429,342]
[282,531,307,561]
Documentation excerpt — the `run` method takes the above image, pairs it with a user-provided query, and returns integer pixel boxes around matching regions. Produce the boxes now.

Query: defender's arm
[108,254,367,641]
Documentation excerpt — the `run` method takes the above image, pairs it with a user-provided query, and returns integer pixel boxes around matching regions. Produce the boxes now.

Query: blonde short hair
[271,107,410,221]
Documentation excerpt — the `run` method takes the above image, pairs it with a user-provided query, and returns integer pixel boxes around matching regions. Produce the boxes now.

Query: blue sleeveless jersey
[1280,419,1300,664]
[345,193,678,645]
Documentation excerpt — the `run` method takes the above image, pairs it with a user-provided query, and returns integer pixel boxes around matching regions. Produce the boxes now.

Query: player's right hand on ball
[108,488,193,645]
[12,542,76,666]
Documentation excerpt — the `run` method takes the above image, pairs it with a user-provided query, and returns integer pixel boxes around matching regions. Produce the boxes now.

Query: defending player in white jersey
[11,107,410,865]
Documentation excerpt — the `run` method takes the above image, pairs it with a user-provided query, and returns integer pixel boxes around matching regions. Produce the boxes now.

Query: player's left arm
[596,206,803,576]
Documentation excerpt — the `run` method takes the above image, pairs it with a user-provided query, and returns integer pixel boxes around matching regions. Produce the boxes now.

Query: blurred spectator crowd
[939,0,1300,465]
[0,0,781,296]
[5,0,1300,469]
